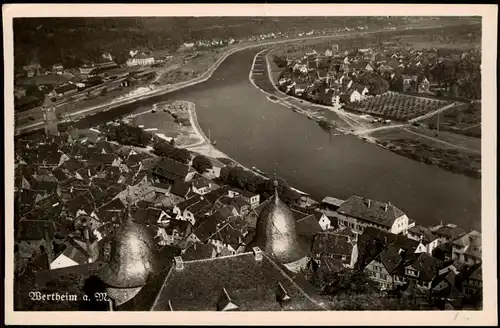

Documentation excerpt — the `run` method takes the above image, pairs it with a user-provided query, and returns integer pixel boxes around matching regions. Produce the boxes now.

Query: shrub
[192,154,213,173]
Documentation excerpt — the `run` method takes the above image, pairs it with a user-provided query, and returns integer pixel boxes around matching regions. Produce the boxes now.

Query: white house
[172,195,210,226]
[356,86,370,100]
[126,54,155,67]
[191,177,212,195]
[336,196,414,235]
[406,225,446,255]
[344,89,362,103]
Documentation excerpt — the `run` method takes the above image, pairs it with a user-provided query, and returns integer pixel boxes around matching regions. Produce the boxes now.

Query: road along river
[68,47,480,231]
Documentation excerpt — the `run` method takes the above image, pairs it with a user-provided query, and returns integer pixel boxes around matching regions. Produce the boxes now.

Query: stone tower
[42,97,59,136]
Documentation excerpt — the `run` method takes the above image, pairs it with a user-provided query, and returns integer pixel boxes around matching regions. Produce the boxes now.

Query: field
[157,50,222,85]
[373,127,481,179]
[422,102,481,138]
[349,92,452,121]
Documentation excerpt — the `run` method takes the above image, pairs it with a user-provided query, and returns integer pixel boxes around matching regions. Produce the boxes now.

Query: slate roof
[153,157,190,180]
[192,213,221,242]
[88,153,117,166]
[408,224,430,236]
[52,167,70,183]
[192,176,211,190]
[350,61,371,70]
[432,224,468,240]
[312,255,345,274]
[170,179,191,198]
[321,196,344,208]
[407,253,442,281]
[311,232,353,256]
[61,158,83,173]
[118,251,328,311]
[66,192,95,217]
[212,223,244,249]
[337,196,405,227]
[17,220,57,241]
[177,195,211,215]
[296,214,323,236]
[204,186,231,205]
[377,244,412,274]
[133,207,164,226]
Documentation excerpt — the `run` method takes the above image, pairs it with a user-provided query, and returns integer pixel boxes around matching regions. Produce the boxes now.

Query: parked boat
[251,166,267,176]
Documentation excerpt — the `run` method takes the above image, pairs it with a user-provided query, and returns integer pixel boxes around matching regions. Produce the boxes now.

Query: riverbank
[16,24,467,136]
[264,45,481,179]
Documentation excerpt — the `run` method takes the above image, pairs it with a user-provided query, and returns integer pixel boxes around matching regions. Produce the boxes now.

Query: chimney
[174,256,184,270]
[367,199,371,208]
[252,247,263,261]
[384,203,389,212]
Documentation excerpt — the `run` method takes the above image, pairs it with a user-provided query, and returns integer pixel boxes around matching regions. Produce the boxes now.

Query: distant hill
[13,16,479,71]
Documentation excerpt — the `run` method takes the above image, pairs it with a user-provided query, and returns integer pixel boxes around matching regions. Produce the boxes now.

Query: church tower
[42,96,59,136]
[246,180,309,273]
[98,207,158,307]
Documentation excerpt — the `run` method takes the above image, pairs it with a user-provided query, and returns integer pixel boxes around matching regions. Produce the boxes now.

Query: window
[380,273,388,280]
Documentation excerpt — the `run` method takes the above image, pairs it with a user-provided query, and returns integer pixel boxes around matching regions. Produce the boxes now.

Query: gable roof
[118,251,328,311]
[407,253,442,281]
[170,179,191,198]
[153,157,190,180]
[296,214,323,236]
[338,196,406,227]
[312,232,354,256]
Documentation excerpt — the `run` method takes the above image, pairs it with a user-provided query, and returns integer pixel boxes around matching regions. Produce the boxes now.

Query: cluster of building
[277,44,479,108]
[14,118,482,310]
[318,196,482,308]
[15,51,161,113]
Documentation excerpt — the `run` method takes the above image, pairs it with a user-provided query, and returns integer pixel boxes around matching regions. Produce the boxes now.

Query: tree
[192,154,213,173]
[273,55,288,68]
[219,166,231,183]
[172,148,191,164]
[107,123,152,147]
[153,140,175,158]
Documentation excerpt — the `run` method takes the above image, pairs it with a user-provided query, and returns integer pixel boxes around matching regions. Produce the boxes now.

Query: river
[73,47,481,231]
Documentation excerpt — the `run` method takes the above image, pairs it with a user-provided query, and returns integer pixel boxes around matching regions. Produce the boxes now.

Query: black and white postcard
[3,4,497,325]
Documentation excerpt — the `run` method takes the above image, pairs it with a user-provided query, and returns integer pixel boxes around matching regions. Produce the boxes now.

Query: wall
[390,214,410,234]
[364,260,393,290]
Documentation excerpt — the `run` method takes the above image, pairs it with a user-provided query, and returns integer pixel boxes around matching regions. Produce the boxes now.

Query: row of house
[276,43,475,109]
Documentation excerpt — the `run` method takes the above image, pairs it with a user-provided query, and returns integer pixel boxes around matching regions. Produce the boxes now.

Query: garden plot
[351,93,452,121]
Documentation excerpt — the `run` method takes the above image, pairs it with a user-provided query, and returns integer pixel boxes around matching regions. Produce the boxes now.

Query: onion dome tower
[98,206,158,306]
[247,180,309,272]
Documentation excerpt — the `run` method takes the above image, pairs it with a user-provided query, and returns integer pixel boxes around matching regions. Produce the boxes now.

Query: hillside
[13,16,479,71]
